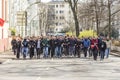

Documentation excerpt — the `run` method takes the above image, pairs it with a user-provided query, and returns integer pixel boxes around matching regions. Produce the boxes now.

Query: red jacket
[90,39,98,50]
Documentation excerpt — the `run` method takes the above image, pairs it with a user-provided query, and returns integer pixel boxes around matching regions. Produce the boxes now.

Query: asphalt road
[0,55,120,80]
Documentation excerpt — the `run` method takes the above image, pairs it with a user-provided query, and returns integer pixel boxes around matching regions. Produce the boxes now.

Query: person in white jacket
[105,38,112,58]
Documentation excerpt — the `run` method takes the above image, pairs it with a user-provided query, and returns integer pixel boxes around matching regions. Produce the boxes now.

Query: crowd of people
[11,35,112,61]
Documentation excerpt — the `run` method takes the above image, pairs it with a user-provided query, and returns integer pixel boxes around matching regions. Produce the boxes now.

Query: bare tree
[64,0,120,38]
[46,4,56,33]
[64,0,79,37]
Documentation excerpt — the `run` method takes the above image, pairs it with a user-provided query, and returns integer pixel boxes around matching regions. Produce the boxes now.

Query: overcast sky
[41,0,51,3]
[41,0,85,3]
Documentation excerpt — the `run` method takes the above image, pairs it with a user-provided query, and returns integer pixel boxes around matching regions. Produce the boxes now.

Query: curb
[2,59,13,64]
[111,52,120,57]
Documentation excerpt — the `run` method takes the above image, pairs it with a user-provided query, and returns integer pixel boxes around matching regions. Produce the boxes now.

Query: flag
[0,18,5,27]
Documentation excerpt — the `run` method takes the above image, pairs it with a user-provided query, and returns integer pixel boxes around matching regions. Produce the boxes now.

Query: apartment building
[0,0,10,52]
[47,0,73,32]
[10,0,41,37]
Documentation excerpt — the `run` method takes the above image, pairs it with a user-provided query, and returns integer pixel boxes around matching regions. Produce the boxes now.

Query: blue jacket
[83,39,90,48]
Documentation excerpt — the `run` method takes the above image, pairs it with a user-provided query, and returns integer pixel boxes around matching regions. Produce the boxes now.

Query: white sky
[41,0,51,3]
[41,0,85,3]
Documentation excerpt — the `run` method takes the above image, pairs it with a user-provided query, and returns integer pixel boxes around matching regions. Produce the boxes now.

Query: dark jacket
[17,40,21,49]
[63,38,69,48]
[98,38,102,48]
[29,40,36,48]
[41,39,49,47]
[55,39,62,47]
[22,39,29,48]
[75,40,83,49]
[68,38,75,47]
[99,41,106,51]
[49,39,55,48]
[11,39,17,49]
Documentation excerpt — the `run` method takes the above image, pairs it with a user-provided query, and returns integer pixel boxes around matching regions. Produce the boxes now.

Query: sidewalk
[0,50,15,64]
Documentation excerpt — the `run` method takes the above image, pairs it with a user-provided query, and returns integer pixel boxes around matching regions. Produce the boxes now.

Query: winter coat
[106,40,112,48]
[83,39,91,48]
[42,39,49,47]
[99,41,107,51]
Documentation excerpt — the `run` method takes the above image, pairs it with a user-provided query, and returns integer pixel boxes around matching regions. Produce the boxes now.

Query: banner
[0,18,5,27]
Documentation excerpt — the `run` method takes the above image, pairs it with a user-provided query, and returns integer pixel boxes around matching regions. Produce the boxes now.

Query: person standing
[99,39,107,60]
[22,38,29,59]
[92,43,99,60]
[48,36,51,57]
[11,37,17,55]
[36,37,42,59]
[68,36,76,57]
[55,36,63,58]
[90,37,98,60]
[49,36,55,58]
[16,38,22,59]
[105,38,112,58]
[42,36,49,58]
[98,36,103,56]
[29,38,36,59]
[75,38,82,58]
[63,36,69,56]
[83,38,91,58]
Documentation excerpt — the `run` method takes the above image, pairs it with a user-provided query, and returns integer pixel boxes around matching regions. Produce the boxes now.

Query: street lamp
[20,1,42,37]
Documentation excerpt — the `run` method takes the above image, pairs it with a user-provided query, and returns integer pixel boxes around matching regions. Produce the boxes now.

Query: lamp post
[29,4,48,36]
[20,1,42,37]
[29,13,43,36]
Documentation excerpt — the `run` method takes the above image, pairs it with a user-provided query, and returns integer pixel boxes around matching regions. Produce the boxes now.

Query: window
[56,23,58,26]
[60,11,62,14]
[60,16,64,19]
[60,16,62,19]
[59,10,64,14]
[56,17,58,19]
[56,28,58,31]
[60,4,64,8]
[56,11,58,13]
[59,23,62,25]
[51,5,55,8]
[56,5,58,8]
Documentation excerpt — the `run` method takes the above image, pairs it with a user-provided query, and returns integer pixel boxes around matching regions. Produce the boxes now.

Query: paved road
[0,55,120,80]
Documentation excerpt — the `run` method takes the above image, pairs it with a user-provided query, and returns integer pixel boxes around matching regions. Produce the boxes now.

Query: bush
[79,30,97,38]
[113,40,120,46]
[66,30,98,38]
[9,27,16,36]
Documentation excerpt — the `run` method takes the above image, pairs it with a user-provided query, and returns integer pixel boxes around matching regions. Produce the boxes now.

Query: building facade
[0,0,10,52]
[9,0,42,37]
[47,0,73,32]
[0,0,9,39]
[9,0,29,37]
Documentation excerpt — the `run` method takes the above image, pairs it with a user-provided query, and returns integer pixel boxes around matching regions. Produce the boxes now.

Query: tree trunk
[108,0,111,39]
[94,0,99,35]
[72,8,79,37]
